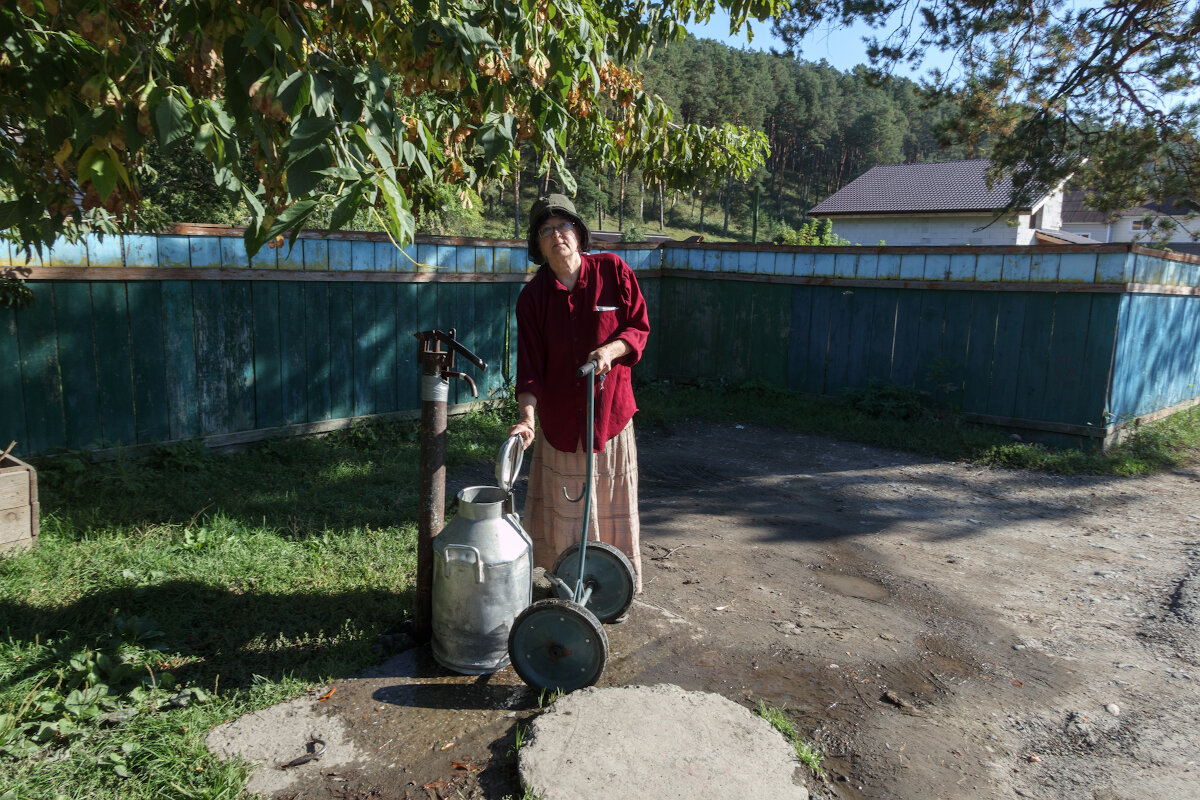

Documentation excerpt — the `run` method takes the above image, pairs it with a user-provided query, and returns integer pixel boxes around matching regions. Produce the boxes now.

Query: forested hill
[629,35,970,236]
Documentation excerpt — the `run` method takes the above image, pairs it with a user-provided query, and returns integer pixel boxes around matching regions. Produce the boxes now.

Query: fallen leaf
[452,760,478,771]
[317,687,337,702]
[1027,754,1042,763]
[1011,679,1024,687]
[423,780,447,789]
[439,741,455,751]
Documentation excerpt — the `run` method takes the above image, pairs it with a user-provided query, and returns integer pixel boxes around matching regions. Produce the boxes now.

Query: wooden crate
[0,453,38,552]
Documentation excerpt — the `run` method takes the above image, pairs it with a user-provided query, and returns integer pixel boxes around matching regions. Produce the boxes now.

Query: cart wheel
[508,598,608,693]
[552,542,636,624]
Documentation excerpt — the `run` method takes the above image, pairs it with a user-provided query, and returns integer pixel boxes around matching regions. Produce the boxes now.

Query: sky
[684,8,953,79]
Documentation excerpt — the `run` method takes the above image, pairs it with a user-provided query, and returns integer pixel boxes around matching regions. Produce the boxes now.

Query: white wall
[826,213,1032,246]
[1061,213,1200,245]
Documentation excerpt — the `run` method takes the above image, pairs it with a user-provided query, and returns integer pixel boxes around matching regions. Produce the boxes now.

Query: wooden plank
[329,283,355,420]
[714,281,744,382]
[55,282,103,449]
[450,281,477,405]
[637,275,661,380]
[803,285,834,394]
[787,285,812,391]
[192,281,228,435]
[279,282,308,425]
[372,282,398,413]
[477,282,508,401]
[938,291,975,410]
[961,292,1000,415]
[352,282,375,417]
[913,291,947,393]
[1041,294,1095,425]
[223,282,255,432]
[985,292,1030,418]
[688,280,720,382]
[842,287,877,390]
[251,282,283,430]
[1100,295,1139,423]
[161,282,199,440]
[127,281,171,444]
[1011,292,1055,421]
[654,277,686,381]
[397,282,420,408]
[0,303,28,451]
[18,283,66,453]
[750,282,791,386]
[889,290,923,386]
[91,281,137,446]
[824,286,856,392]
[304,282,333,421]
[865,288,898,384]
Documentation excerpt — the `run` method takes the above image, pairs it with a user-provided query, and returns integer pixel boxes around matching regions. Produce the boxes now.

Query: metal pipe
[416,380,449,643]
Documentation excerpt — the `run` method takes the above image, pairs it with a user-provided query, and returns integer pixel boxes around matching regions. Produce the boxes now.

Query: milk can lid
[495,434,525,493]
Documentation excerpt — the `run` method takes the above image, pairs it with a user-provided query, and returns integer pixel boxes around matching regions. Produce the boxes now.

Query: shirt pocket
[594,305,620,344]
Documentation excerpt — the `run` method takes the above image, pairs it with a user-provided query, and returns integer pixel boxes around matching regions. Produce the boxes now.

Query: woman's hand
[586,339,632,376]
[508,420,535,449]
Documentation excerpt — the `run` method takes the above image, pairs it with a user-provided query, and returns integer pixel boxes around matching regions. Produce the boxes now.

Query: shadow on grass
[33,415,511,540]
[0,581,414,694]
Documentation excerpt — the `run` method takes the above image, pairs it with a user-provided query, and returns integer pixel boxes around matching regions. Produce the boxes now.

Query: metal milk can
[431,436,532,674]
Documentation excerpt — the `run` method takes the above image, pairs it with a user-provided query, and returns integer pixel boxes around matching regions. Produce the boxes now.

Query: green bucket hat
[527,193,590,265]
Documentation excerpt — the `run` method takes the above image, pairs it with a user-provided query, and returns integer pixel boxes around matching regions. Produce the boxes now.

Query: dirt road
[210,420,1200,799]
[635,420,1200,799]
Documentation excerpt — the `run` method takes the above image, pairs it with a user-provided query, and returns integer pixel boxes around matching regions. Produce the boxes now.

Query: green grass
[0,406,513,800]
[637,379,1200,476]
[756,700,826,777]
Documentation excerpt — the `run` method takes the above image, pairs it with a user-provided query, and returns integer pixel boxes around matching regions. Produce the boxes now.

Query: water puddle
[815,572,890,602]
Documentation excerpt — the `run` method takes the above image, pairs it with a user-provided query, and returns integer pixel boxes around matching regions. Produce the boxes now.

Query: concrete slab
[519,684,809,800]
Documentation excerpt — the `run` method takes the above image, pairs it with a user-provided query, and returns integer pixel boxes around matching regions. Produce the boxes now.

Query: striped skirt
[524,420,642,593]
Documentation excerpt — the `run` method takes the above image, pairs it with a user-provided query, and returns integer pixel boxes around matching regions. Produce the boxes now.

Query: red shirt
[515,252,651,453]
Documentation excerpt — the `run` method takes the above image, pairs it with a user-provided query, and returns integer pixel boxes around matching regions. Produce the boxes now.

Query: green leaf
[355,125,394,172]
[318,166,362,181]
[153,93,192,148]
[311,71,335,117]
[268,199,319,237]
[328,185,364,231]
[286,144,333,196]
[277,71,310,115]
[287,116,336,164]
[78,146,128,200]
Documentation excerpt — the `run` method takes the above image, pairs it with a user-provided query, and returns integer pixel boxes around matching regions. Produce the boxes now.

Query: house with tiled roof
[809,159,1081,246]
[1059,190,1200,255]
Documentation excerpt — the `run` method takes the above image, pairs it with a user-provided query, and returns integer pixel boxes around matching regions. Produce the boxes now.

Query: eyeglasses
[538,221,575,239]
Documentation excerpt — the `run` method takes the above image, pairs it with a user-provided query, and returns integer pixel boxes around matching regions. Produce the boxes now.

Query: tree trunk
[513,159,521,239]
[618,170,626,232]
[597,180,604,231]
[722,172,731,236]
[658,184,665,232]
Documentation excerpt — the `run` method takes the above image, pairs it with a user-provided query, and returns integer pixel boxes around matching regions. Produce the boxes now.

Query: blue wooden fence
[3,229,1199,456]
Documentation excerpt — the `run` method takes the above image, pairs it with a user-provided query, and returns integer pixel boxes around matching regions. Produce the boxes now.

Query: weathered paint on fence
[5,232,1200,455]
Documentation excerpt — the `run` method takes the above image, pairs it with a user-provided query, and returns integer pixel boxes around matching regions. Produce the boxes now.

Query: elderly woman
[507,194,651,593]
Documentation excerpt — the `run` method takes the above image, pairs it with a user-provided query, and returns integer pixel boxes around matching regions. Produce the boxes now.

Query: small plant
[536,688,564,709]
[844,381,931,422]
[756,700,826,777]
[619,225,646,243]
[507,722,528,757]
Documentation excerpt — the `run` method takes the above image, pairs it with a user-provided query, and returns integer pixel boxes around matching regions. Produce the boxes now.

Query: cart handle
[442,544,485,583]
